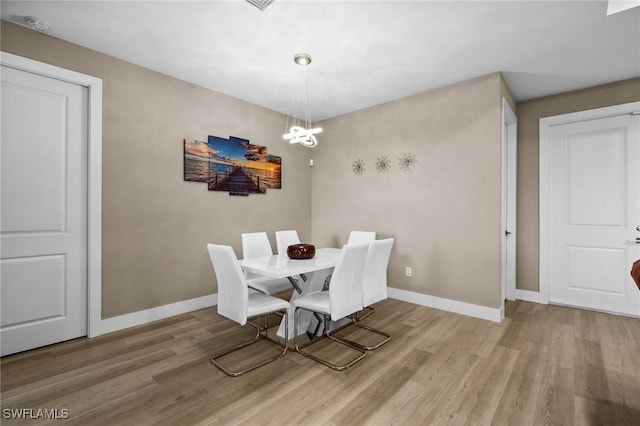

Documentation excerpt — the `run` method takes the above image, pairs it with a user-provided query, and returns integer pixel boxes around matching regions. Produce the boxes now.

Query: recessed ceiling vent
[246,0,275,12]
[24,16,49,32]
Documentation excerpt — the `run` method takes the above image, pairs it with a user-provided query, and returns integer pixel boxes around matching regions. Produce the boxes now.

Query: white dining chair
[241,232,293,295]
[207,244,290,377]
[347,230,376,245]
[342,238,394,351]
[275,230,301,255]
[292,242,369,371]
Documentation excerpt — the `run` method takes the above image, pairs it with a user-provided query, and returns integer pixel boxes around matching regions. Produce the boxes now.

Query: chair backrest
[363,238,394,307]
[347,230,376,245]
[207,244,248,325]
[275,230,300,255]
[241,232,273,258]
[329,243,369,321]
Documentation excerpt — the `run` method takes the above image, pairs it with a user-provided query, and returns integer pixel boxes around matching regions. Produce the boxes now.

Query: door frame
[539,101,640,304]
[1,52,103,337]
[501,98,518,304]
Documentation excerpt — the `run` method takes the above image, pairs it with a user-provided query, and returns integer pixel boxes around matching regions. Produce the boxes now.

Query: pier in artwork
[208,166,266,196]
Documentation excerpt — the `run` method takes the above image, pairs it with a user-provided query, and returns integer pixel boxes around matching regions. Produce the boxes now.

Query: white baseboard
[91,286,509,337]
[89,294,218,337]
[515,289,541,303]
[387,287,503,323]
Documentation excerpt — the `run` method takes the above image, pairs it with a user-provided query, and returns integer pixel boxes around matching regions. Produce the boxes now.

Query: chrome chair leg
[249,311,287,334]
[355,306,375,321]
[211,310,288,377]
[294,307,366,371]
[337,313,391,351]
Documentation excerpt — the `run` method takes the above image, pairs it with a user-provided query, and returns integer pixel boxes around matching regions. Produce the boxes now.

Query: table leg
[276,266,334,341]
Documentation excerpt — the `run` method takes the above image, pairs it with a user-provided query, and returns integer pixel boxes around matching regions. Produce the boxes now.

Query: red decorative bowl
[287,244,316,259]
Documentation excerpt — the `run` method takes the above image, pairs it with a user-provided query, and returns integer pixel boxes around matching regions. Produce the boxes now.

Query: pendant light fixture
[283,53,322,148]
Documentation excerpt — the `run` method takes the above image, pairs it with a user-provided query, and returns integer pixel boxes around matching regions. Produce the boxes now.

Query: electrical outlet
[405,267,412,277]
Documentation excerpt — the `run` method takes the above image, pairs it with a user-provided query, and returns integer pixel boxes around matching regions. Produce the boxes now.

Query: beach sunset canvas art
[183,135,282,196]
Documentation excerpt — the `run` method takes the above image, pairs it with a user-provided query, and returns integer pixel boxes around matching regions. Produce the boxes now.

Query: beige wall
[10,17,635,315]
[312,73,507,309]
[516,77,640,292]
[1,21,312,318]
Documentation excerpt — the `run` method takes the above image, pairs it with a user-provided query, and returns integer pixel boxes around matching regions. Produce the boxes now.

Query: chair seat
[292,291,330,315]
[247,292,290,317]
[247,276,292,295]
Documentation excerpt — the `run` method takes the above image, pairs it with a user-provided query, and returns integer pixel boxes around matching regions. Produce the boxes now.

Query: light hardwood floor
[1,299,639,425]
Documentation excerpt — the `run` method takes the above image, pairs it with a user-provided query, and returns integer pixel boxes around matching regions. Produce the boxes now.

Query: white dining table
[238,247,341,340]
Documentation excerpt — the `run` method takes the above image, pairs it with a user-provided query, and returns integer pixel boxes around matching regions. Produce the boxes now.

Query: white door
[548,112,640,316]
[1,65,88,355]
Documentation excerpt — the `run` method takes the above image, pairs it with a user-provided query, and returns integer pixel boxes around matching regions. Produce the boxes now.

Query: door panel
[567,247,626,294]
[1,65,88,355]
[1,82,68,233]
[549,113,640,316]
[1,255,66,325]
[567,129,625,226]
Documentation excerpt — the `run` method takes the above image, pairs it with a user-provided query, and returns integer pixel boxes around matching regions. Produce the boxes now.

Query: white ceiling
[2,1,639,121]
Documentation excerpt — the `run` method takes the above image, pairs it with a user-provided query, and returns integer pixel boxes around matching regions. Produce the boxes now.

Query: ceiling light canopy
[283,53,322,148]
[293,53,312,66]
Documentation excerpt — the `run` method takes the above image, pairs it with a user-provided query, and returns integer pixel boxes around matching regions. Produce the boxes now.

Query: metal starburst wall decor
[375,156,391,173]
[399,152,417,172]
[352,159,366,176]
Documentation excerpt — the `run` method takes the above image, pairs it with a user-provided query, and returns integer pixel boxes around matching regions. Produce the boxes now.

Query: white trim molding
[501,97,518,305]
[388,287,504,323]
[0,52,104,338]
[539,101,640,306]
[92,294,217,337]
[515,289,540,304]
